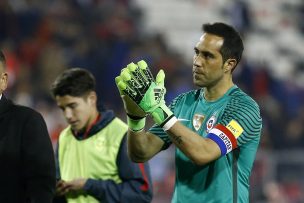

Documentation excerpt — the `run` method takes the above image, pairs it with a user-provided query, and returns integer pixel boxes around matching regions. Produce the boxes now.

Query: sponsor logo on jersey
[95,137,106,151]
[192,114,205,131]
[226,119,244,138]
[206,115,217,133]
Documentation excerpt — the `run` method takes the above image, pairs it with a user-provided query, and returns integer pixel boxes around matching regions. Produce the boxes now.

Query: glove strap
[151,104,174,127]
[127,115,146,132]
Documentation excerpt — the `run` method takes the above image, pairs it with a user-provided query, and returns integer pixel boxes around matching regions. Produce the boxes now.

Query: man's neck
[203,79,234,101]
[74,110,101,139]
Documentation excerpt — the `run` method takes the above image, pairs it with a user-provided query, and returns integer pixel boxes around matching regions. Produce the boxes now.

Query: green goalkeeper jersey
[149,85,262,203]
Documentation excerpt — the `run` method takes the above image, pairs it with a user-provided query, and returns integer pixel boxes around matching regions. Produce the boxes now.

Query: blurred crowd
[1,0,304,202]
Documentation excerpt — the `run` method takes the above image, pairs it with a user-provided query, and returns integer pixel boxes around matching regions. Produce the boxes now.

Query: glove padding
[117,60,173,125]
[115,75,146,118]
[115,69,146,131]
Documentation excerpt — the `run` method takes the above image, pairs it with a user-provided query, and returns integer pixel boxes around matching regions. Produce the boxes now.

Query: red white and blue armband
[206,124,238,156]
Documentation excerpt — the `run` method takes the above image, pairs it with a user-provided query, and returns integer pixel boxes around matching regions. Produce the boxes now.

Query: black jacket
[0,95,56,203]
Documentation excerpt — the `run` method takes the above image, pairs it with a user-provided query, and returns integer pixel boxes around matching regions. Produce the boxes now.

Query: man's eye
[204,53,213,59]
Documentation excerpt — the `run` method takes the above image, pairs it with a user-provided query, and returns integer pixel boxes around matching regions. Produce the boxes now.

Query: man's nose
[193,55,203,67]
[64,109,73,120]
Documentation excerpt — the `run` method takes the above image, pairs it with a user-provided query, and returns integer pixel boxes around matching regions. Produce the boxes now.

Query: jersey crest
[206,115,217,132]
[193,114,205,131]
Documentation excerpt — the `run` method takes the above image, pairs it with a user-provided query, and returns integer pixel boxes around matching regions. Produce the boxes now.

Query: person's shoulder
[113,117,128,127]
[58,126,72,138]
[229,87,260,108]
[172,89,200,102]
[12,104,43,118]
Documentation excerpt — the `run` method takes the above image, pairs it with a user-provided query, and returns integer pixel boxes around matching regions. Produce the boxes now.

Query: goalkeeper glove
[115,68,146,132]
[118,60,177,130]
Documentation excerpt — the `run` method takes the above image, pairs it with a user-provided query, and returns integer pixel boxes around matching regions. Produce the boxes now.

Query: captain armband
[206,124,238,156]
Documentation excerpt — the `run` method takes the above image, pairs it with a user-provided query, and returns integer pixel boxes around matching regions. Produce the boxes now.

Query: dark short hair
[202,22,244,67]
[0,50,6,65]
[51,68,96,97]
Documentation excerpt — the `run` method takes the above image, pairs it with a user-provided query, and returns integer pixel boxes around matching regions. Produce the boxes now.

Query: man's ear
[0,72,8,92]
[224,59,237,73]
[87,91,97,105]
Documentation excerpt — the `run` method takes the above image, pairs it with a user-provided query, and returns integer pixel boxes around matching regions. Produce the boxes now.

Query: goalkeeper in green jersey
[116,22,262,203]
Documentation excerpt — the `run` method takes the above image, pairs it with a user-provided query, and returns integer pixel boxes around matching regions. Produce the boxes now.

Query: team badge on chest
[193,114,205,131]
[206,115,217,132]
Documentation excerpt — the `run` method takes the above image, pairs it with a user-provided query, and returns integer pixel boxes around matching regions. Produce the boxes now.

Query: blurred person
[226,0,252,35]
[263,181,287,203]
[116,22,262,203]
[51,68,153,203]
[0,50,56,202]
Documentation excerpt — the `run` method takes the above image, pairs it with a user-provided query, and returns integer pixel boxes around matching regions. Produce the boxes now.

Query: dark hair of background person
[0,51,6,65]
[51,68,96,98]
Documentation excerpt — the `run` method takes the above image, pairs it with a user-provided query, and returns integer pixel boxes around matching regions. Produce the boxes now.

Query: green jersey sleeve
[206,92,262,155]
[221,94,262,146]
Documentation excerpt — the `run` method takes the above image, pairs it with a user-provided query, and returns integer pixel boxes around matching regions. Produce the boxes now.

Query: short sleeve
[207,95,262,156]
[221,96,262,146]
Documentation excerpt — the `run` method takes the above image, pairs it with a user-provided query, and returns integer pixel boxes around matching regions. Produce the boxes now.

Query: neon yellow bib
[58,118,128,203]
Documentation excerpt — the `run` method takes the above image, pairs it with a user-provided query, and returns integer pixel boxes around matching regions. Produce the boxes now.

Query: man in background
[0,50,56,202]
[51,68,153,203]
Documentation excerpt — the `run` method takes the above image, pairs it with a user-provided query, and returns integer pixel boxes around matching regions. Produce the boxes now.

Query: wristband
[162,116,178,131]
[127,116,146,132]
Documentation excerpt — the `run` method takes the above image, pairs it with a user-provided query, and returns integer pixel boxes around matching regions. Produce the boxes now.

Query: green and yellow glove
[116,60,177,131]
[115,71,146,132]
